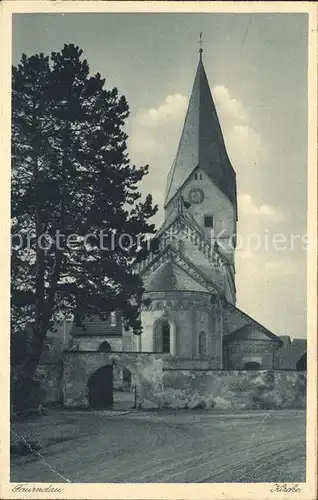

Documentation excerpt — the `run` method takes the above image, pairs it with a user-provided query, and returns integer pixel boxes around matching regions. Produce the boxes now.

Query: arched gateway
[87,365,113,409]
[63,352,140,409]
[87,362,135,410]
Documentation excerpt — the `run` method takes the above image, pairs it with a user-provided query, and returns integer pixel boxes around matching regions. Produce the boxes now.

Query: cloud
[237,247,298,276]
[128,93,188,225]
[238,193,282,220]
[134,94,187,128]
[229,125,263,167]
[236,252,302,336]
[129,93,187,160]
[130,85,263,172]
[213,85,264,168]
[237,248,257,260]
[263,258,298,276]
[213,85,248,124]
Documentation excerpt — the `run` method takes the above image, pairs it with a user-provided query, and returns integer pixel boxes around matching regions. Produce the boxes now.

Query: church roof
[144,259,209,293]
[223,323,281,344]
[222,302,283,344]
[70,311,122,337]
[164,53,237,217]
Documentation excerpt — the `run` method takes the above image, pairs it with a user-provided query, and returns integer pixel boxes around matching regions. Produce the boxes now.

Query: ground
[11,408,306,483]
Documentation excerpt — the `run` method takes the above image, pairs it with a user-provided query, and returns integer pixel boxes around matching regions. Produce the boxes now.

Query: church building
[69,48,285,372]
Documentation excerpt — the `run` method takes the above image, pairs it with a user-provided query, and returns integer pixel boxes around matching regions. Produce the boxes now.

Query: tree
[11,44,157,387]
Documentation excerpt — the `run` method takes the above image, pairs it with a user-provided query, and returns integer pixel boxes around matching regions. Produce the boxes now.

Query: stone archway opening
[98,341,111,352]
[244,361,261,370]
[87,365,113,409]
[87,363,136,410]
[113,365,136,410]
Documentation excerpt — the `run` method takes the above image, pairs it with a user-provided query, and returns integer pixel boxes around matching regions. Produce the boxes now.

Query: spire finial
[199,31,203,59]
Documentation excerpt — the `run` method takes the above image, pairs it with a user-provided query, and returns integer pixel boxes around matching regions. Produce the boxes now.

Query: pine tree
[11,44,157,389]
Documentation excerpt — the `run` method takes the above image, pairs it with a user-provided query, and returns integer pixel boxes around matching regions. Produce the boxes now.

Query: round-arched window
[98,341,111,352]
[162,321,170,353]
[154,320,170,353]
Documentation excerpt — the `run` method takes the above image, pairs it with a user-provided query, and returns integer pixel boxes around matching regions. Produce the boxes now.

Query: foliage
[11,44,157,381]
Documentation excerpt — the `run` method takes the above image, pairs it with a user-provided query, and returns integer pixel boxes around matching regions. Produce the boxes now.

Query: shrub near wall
[33,363,63,405]
[271,371,306,409]
[161,370,306,410]
[10,363,62,413]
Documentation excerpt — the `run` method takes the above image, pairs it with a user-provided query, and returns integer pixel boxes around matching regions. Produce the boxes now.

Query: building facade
[30,50,307,410]
[68,51,287,371]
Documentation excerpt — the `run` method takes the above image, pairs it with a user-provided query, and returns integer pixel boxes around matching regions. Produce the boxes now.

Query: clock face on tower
[188,187,205,204]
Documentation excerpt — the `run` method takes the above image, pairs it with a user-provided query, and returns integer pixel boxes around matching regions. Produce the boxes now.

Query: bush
[192,401,207,410]
[11,370,42,413]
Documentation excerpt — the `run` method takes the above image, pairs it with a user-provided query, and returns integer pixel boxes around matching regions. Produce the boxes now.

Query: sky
[12,12,308,339]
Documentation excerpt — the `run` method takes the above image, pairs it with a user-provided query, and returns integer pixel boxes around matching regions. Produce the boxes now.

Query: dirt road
[11,409,306,483]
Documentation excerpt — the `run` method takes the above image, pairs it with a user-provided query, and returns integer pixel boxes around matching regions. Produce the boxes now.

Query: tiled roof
[70,311,122,337]
[165,55,237,217]
[223,302,282,344]
[223,323,280,343]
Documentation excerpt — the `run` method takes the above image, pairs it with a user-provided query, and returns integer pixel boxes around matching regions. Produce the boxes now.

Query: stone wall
[62,351,306,411]
[161,369,306,410]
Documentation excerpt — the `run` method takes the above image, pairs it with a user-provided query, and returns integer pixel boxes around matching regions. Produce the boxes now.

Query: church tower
[164,48,237,302]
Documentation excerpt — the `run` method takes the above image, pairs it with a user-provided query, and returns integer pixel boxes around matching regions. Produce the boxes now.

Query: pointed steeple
[199,31,204,60]
[165,51,237,218]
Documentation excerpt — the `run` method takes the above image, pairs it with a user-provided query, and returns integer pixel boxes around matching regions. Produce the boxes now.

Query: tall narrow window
[198,331,207,356]
[110,311,116,327]
[162,321,170,353]
[204,215,214,228]
[194,173,198,180]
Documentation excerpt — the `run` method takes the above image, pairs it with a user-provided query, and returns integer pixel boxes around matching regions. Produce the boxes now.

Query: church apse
[139,291,223,367]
